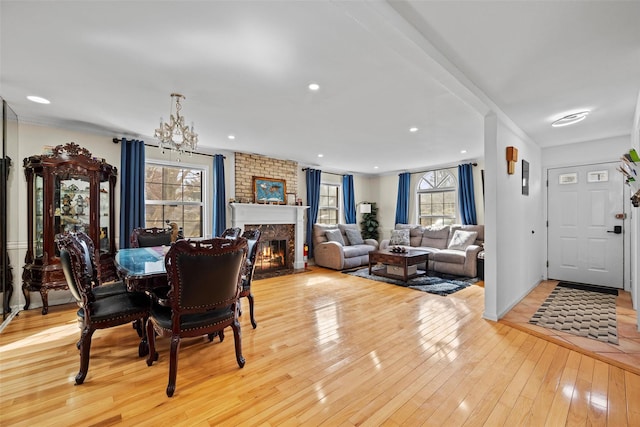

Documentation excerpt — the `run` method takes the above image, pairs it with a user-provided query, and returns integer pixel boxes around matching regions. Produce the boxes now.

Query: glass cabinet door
[99,181,110,253]
[34,174,44,258]
[55,176,90,237]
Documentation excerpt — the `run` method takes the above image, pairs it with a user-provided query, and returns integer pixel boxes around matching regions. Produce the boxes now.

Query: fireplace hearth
[246,224,295,279]
[230,203,308,278]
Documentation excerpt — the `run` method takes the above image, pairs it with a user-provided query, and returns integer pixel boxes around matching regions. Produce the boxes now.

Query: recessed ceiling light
[409,127,418,133]
[374,166,379,169]
[308,83,320,91]
[317,154,324,158]
[27,95,50,104]
[552,111,589,127]
[227,134,236,140]
[460,150,467,154]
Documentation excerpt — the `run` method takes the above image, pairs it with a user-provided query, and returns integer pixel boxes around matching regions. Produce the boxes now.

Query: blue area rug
[344,268,478,296]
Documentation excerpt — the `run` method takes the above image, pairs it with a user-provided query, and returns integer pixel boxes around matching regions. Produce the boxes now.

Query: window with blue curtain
[394,172,410,224]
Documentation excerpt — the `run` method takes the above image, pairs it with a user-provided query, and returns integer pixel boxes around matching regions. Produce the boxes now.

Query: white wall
[484,113,544,320]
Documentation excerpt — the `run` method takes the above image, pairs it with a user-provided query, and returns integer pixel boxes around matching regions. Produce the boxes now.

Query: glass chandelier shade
[154,93,198,156]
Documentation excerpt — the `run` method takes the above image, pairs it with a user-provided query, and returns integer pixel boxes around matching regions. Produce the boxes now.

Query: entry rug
[343,268,477,296]
[529,284,618,344]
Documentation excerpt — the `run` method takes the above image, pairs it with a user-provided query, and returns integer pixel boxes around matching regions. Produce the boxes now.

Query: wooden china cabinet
[23,142,118,314]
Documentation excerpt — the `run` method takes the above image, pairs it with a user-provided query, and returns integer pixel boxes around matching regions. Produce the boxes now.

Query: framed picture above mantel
[253,176,287,204]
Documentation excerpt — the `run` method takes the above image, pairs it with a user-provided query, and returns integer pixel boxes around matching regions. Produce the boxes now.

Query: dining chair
[145,237,248,397]
[130,226,172,248]
[239,229,261,328]
[220,227,241,239]
[56,232,150,385]
[74,231,128,298]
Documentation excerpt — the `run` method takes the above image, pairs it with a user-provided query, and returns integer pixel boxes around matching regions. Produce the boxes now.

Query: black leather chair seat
[92,281,128,298]
[150,304,234,331]
[77,292,149,324]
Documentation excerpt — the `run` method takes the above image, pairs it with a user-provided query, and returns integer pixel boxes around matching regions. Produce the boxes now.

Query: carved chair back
[241,229,261,289]
[130,227,172,248]
[220,227,241,240]
[164,238,247,327]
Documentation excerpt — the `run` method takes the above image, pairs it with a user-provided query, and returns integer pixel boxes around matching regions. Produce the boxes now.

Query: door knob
[607,225,622,234]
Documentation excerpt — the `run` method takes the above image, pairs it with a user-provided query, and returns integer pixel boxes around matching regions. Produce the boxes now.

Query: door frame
[544,160,631,292]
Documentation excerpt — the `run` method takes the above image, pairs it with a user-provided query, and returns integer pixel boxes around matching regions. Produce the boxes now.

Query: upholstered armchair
[145,237,248,397]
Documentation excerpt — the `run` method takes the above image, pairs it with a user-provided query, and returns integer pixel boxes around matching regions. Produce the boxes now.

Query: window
[417,168,457,227]
[145,163,204,238]
[317,183,340,224]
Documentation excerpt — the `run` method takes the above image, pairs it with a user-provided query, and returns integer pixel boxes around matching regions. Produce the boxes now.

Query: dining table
[114,246,169,292]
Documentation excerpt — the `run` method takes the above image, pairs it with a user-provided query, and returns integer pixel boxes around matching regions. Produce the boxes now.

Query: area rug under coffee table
[344,268,477,296]
[529,282,618,344]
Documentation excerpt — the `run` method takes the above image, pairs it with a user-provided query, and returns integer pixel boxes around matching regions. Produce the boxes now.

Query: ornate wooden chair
[239,229,261,328]
[220,227,241,239]
[130,226,172,248]
[145,237,248,397]
[56,232,150,385]
[74,231,127,299]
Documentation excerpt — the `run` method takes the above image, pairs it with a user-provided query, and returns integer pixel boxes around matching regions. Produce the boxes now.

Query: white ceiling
[2,1,639,175]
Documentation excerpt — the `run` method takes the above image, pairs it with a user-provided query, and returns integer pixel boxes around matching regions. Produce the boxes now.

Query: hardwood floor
[501,280,640,377]
[1,268,639,426]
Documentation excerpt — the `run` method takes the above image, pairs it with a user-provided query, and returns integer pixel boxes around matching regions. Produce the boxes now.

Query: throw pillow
[389,229,410,246]
[345,228,364,245]
[447,230,478,251]
[325,229,345,245]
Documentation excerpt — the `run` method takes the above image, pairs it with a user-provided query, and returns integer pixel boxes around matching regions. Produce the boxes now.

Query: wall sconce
[506,146,518,175]
[359,203,372,214]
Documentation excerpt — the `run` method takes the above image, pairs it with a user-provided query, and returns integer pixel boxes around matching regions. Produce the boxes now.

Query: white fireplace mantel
[229,203,309,270]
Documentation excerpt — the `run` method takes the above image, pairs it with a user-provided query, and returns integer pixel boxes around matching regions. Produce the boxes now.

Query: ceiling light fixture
[228,134,236,140]
[409,127,418,133]
[551,111,589,127]
[308,83,320,91]
[154,93,198,156]
[460,150,467,154]
[317,154,324,158]
[27,95,50,104]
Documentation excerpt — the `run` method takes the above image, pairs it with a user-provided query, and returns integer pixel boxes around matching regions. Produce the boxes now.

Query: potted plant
[360,202,379,241]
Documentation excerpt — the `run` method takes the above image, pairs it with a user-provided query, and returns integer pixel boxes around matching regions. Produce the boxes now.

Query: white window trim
[318,182,342,224]
[145,159,209,238]
[415,168,459,225]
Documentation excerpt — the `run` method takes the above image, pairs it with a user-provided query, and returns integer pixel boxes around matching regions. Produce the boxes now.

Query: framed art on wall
[253,176,287,204]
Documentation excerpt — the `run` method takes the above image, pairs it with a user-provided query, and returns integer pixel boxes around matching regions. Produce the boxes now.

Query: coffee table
[368,249,429,282]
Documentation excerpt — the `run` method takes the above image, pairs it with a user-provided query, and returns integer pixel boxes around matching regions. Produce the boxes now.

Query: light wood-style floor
[1,268,639,426]
[501,280,640,377]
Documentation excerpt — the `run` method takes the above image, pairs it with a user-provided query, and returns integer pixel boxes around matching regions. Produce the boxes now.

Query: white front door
[547,162,624,288]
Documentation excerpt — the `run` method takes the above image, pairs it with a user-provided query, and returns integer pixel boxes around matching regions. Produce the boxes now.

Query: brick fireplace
[230,203,308,278]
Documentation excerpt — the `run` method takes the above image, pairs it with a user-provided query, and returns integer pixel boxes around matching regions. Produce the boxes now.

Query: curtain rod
[301,167,345,177]
[406,162,477,176]
[112,138,225,159]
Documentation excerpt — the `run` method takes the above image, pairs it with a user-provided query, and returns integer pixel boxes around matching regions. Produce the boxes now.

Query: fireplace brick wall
[234,153,298,202]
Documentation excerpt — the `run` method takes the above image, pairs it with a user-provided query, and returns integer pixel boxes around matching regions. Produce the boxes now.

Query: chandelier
[154,93,198,156]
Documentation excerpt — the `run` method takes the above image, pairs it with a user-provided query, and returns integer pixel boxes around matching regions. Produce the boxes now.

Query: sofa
[380,224,484,278]
[312,223,379,270]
